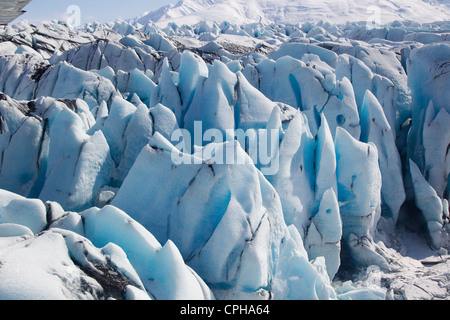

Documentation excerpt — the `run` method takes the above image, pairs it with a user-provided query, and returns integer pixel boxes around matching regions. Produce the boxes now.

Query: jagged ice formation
[0,14,448,300]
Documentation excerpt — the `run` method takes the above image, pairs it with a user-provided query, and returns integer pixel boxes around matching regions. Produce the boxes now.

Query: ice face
[0,115,44,197]
[177,50,209,125]
[150,58,183,123]
[36,62,118,110]
[407,44,450,173]
[335,127,388,269]
[267,110,315,238]
[305,188,342,280]
[50,40,159,74]
[82,205,213,300]
[234,71,277,130]
[112,138,335,299]
[314,114,337,207]
[409,159,446,249]
[39,108,114,211]
[360,90,406,224]
[404,44,450,249]
[422,105,450,199]
[0,189,214,300]
[183,59,237,140]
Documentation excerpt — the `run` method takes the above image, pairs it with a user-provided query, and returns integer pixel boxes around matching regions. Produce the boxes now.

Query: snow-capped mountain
[133,0,450,26]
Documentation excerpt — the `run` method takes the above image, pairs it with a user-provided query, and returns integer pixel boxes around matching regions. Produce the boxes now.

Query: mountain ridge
[131,0,450,27]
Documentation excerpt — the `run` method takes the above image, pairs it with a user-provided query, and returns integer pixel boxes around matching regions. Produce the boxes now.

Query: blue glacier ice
[177,51,209,126]
[39,108,114,211]
[305,188,342,280]
[0,16,449,300]
[112,136,335,299]
[335,127,388,270]
[407,44,450,173]
[0,186,214,300]
[360,90,406,224]
[183,59,237,140]
[314,114,337,206]
[421,102,450,200]
[409,159,446,249]
[150,58,183,123]
[267,110,315,239]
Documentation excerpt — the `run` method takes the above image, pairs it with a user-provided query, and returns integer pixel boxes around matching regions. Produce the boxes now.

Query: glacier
[0,3,449,300]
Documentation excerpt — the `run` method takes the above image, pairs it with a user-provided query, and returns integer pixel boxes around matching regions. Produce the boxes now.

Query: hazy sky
[12,0,179,25]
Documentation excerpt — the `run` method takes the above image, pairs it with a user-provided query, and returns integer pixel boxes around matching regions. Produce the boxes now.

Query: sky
[12,0,179,25]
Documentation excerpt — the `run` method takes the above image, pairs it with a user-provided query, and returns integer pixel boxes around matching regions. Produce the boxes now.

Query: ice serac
[36,62,117,110]
[112,103,153,186]
[409,159,447,249]
[82,205,214,300]
[305,188,342,280]
[0,95,105,199]
[0,190,144,300]
[0,110,44,197]
[177,50,209,126]
[422,103,450,200]
[408,44,450,116]
[125,69,157,106]
[267,110,315,239]
[0,53,46,101]
[335,127,388,270]
[272,227,336,300]
[253,55,360,139]
[112,135,335,300]
[0,188,213,300]
[150,103,179,141]
[256,57,308,113]
[334,45,411,124]
[407,44,450,173]
[0,231,106,300]
[320,76,361,141]
[150,58,182,124]
[88,96,136,167]
[111,101,179,187]
[39,108,114,211]
[336,54,398,133]
[184,60,237,141]
[234,71,277,130]
[406,44,450,233]
[304,114,342,280]
[268,106,345,278]
[314,114,337,206]
[360,90,405,225]
[49,39,159,74]
[258,56,328,130]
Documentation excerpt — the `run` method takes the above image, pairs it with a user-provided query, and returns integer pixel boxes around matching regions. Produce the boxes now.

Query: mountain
[133,0,450,26]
